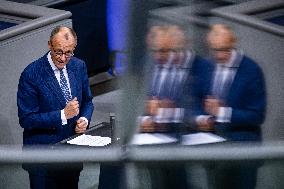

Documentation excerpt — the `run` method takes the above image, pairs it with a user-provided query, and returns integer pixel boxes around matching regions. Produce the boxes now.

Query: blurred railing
[1,142,284,164]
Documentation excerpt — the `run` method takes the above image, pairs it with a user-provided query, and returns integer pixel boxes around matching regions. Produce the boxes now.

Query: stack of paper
[130,133,226,145]
[131,133,177,145]
[67,134,111,146]
[182,132,226,145]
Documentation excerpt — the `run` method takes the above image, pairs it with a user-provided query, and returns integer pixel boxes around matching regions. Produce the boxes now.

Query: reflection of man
[17,26,94,188]
[140,25,208,134]
[193,24,266,189]
[137,25,209,189]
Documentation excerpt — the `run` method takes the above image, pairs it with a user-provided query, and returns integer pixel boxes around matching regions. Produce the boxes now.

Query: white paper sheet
[131,133,177,145]
[182,132,226,145]
[67,134,111,146]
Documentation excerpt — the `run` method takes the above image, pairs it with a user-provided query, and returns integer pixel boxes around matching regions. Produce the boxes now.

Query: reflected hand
[140,118,156,133]
[197,116,215,132]
[204,96,222,116]
[159,98,176,108]
[146,97,160,115]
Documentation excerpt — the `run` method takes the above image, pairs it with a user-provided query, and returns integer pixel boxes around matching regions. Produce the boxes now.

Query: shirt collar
[217,49,237,68]
[157,50,193,69]
[47,51,66,71]
[180,50,194,69]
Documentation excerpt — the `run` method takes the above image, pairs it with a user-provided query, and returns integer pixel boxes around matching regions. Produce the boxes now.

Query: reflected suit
[192,52,266,189]
[143,52,209,189]
[193,52,266,141]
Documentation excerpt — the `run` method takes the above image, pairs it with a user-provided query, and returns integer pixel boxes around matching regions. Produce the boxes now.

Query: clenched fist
[75,118,87,134]
[64,97,79,119]
[204,96,223,116]
[146,98,160,116]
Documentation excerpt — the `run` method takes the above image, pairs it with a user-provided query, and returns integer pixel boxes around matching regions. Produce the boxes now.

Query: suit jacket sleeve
[230,64,266,126]
[17,70,62,130]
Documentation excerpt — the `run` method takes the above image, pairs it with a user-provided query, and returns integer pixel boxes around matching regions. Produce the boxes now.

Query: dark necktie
[59,69,72,102]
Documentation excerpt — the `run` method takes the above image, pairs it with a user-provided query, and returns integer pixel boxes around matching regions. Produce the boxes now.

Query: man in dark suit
[136,25,210,189]
[140,25,208,135]
[192,24,266,189]
[17,26,94,189]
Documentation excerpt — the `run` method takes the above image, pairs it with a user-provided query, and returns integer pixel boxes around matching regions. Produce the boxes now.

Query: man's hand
[146,98,160,115]
[64,97,79,119]
[140,118,170,133]
[75,118,87,134]
[146,98,176,116]
[197,116,215,132]
[159,99,176,108]
[204,96,223,116]
[140,118,156,133]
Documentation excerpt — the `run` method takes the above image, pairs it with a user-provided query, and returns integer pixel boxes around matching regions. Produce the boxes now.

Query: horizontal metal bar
[0,146,122,164]
[1,142,284,164]
[210,0,284,37]
[128,143,284,162]
[0,0,72,41]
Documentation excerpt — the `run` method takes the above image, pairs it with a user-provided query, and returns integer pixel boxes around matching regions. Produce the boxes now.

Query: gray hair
[50,26,77,42]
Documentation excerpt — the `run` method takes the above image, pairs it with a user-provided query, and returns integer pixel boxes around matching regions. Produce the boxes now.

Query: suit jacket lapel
[226,52,244,102]
[42,55,66,107]
[208,60,216,96]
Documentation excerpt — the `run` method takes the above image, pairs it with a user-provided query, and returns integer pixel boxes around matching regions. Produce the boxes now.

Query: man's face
[48,33,76,70]
[150,36,173,64]
[209,34,234,64]
[150,36,185,65]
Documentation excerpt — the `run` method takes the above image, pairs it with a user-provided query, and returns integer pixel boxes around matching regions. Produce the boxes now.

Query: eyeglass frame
[150,48,185,54]
[210,47,234,53]
[49,42,75,58]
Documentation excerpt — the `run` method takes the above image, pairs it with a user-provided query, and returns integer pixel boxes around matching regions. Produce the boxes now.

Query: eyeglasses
[210,48,232,53]
[53,50,74,58]
[150,48,184,54]
[50,42,74,58]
